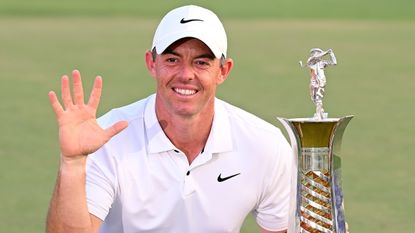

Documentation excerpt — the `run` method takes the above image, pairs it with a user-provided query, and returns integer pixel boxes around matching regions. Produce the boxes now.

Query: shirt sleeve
[253,138,293,231]
[86,147,117,221]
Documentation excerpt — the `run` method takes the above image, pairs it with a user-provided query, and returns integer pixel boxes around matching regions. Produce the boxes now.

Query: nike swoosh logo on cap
[180,18,204,24]
[217,173,241,182]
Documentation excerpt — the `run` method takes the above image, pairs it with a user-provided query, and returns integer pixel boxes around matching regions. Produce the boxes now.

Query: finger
[72,70,85,105]
[61,75,73,109]
[87,76,102,110]
[48,91,64,117]
[104,121,128,139]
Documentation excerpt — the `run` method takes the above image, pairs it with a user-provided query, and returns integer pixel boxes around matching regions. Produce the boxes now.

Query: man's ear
[217,58,234,85]
[145,50,156,77]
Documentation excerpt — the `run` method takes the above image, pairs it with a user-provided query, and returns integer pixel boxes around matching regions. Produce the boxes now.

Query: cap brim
[153,30,224,58]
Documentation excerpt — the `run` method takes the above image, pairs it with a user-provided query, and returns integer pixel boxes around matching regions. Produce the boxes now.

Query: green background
[1,0,414,232]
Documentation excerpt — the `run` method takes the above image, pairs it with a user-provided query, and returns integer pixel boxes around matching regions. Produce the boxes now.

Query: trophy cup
[278,48,353,233]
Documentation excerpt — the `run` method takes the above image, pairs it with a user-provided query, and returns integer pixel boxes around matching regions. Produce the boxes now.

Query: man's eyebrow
[162,49,180,56]
[195,53,215,60]
[162,49,215,60]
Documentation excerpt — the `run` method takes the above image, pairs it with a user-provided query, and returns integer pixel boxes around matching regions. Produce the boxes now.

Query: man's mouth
[173,88,197,96]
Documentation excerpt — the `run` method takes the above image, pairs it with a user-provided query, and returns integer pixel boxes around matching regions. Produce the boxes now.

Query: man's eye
[166,58,178,63]
[195,60,210,66]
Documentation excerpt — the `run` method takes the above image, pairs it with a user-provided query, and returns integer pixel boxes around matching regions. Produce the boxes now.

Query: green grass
[0,0,415,20]
[1,1,414,232]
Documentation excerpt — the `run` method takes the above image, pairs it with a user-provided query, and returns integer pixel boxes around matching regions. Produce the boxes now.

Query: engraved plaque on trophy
[278,48,353,233]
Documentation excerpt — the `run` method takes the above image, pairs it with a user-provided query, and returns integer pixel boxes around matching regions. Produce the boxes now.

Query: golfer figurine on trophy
[300,48,337,120]
[279,48,352,233]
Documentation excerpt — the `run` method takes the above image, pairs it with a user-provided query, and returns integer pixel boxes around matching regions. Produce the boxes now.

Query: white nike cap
[151,5,227,58]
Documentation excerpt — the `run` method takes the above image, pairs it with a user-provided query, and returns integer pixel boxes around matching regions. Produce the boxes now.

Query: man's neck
[156,106,214,165]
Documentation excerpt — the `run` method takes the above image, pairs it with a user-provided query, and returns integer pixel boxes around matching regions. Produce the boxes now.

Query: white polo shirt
[86,94,292,233]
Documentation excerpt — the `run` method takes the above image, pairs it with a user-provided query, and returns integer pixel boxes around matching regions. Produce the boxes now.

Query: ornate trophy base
[278,116,353,233]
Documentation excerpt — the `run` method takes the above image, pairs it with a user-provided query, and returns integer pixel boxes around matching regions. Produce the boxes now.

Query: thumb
[105,121,128,139]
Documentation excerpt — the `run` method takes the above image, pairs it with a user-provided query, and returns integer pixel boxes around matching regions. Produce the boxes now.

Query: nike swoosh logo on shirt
[217,173,241,182]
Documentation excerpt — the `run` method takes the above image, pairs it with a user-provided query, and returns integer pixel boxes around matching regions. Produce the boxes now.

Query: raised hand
[48,70,128,160]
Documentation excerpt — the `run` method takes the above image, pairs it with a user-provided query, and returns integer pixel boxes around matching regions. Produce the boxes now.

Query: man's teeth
[174,88,196,95]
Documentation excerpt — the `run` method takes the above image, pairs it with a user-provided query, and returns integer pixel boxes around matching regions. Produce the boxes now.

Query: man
[46,5,293,233]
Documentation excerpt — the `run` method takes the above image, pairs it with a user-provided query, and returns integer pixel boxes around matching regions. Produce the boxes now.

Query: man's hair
[151,47,157,62]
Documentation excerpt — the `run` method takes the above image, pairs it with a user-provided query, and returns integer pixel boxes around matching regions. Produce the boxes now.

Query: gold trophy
[278,48,353,233]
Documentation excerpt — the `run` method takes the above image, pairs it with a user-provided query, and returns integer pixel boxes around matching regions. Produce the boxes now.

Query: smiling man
[46,5,293,233]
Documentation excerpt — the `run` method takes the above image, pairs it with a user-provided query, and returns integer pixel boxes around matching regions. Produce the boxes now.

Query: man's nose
[178,63,195,81]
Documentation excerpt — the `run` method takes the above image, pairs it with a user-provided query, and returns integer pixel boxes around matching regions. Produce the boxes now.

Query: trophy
[278,48,353,233]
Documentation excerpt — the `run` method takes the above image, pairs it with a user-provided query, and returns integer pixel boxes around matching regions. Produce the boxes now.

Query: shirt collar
[144,94,176,154]
[204,98,233,154]
[144,94,233,155]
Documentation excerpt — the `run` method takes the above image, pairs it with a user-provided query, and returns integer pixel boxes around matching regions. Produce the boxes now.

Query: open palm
[48,70,128,159]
